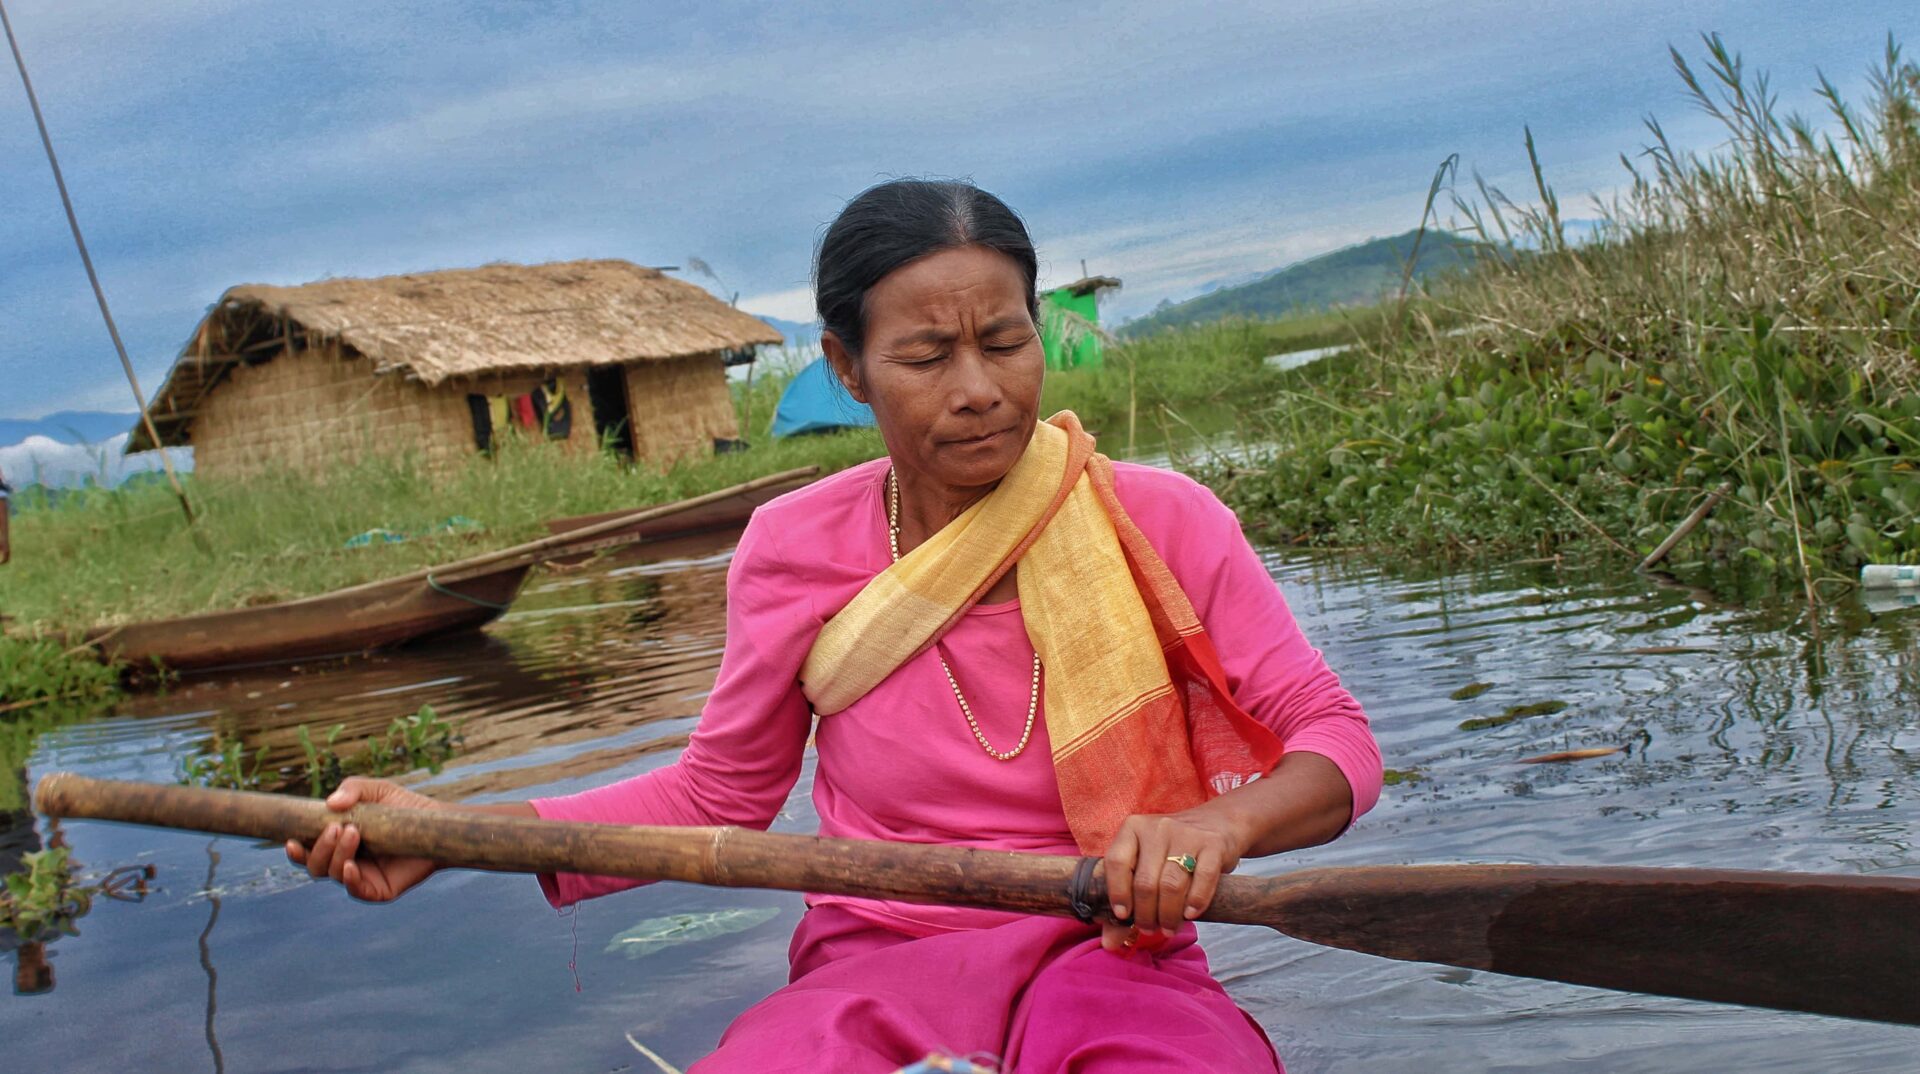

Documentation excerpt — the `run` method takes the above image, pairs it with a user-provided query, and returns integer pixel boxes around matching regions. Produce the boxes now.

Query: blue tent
[772,357,875,438]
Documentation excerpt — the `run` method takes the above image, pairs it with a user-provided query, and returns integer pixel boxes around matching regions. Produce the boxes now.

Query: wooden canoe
[86,559,532,675]
[542,470,818,563]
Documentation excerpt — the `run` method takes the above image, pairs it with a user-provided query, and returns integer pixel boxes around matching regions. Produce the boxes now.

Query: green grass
[0,635,122,708]
[0,424,882,634]
[1202,35,1920,592]
[1039,305,1422,451]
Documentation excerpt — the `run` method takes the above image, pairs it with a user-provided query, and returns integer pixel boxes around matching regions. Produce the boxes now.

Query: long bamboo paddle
[34,773,1920,1026]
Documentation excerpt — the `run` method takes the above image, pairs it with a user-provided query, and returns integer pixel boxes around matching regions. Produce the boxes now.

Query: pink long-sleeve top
[532,457,1382,935]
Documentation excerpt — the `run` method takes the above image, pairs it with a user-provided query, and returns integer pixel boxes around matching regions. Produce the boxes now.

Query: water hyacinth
[1207,36,1920,594]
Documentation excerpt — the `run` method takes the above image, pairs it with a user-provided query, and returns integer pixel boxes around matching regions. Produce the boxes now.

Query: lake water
[5,522,1918,1072]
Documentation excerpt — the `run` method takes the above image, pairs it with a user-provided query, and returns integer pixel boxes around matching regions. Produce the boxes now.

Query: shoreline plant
[179,704,461,798]
[1206,35,1920,594]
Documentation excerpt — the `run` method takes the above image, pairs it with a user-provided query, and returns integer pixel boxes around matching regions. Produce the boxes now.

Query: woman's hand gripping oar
[34,772,1920,1026]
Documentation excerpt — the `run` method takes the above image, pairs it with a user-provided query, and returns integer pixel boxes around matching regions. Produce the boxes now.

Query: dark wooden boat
[81,469,820,677]
[86,559,532,675]
[542,469,818,563]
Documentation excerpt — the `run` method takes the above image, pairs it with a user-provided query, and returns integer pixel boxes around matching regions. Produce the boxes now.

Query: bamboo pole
[2,0,196,528]
[1639,481,1732,571]
[32,773,1920,1026]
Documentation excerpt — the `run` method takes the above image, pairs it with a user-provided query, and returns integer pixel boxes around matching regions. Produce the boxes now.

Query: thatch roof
[131,259,781,450]
[1049,275,1122,298]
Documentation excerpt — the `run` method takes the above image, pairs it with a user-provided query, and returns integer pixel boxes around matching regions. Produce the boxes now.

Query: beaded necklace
[886,467,1040,761]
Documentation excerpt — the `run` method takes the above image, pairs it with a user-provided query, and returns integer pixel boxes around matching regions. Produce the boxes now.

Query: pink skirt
[690,905,1282,1073]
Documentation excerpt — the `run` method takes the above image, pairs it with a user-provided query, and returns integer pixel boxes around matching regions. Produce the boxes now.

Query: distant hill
[0,409,138,446]
[1121,230,1489,336]
[756,315,822,348]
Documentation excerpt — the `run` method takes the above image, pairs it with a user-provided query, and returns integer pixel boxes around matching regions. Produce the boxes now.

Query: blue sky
[2,0,1912,421]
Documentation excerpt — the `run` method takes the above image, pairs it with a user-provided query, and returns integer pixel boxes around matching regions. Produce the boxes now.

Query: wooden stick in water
[1639,480,1732,571]
[33,773,1920,1026]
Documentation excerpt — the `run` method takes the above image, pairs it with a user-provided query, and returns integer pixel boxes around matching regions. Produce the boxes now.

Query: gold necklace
[887,467,1041,762]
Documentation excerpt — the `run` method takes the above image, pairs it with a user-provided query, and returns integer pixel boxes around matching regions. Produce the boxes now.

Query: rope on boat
[425,571,514,611]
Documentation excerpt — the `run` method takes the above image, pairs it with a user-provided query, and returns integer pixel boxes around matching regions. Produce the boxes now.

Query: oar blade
[1226,865,1920,1025]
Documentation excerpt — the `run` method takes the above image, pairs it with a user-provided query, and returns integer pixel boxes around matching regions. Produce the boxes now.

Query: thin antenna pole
[2,0,195,524]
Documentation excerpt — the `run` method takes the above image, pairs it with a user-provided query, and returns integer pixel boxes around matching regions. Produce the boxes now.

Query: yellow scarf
[801,412,1282,853]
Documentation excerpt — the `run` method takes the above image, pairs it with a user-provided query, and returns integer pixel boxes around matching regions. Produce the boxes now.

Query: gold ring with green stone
[1167,854,1198,874]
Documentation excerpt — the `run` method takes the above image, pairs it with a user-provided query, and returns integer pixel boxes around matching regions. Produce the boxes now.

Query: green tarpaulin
[1040,286,1104,370]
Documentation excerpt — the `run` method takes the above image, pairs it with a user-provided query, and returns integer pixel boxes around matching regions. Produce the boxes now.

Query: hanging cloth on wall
[538,378,573,440]
[468,381,574,453]
[466,394,493,452]
[511,393,542,431]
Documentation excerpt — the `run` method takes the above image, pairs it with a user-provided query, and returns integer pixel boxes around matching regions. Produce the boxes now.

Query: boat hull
[542,474,815,562]
[88,562,532,675]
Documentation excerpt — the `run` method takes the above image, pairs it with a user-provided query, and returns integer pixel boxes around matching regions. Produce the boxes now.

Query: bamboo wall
[190,344,605,480]
[624,353,738,466]
[192,343,473,480]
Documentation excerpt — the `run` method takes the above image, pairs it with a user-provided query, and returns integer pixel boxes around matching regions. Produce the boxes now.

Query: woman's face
[824,244,1043,493]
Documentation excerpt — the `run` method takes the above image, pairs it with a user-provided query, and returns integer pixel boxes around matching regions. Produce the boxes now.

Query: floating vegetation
[1381,767,1426,786]
[1205,36,1920,595]
[1,847,92,940]
[1448,682,1495,701]
[178,733,266,790]
[604,907,782,960]
[0,635,122,714]
[1459,699,1570,731]
[178,704,461,797]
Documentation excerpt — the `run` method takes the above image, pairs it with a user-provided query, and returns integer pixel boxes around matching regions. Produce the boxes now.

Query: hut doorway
[586,366,635,459]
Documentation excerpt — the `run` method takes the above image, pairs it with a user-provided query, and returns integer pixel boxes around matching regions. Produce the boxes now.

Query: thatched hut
[129,259,782,479]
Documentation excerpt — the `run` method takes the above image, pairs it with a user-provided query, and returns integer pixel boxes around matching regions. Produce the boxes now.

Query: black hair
[813,179,1039,359]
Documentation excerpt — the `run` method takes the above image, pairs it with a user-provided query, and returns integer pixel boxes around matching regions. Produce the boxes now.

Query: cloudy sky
[2,0,1911,421]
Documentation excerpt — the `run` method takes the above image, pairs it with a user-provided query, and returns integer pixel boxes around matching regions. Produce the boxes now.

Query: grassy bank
[1205,37,1920,590]
[0,427,885,637]
[1040,304,1421,449]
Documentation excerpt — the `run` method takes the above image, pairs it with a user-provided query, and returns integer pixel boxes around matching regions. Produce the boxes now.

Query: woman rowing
[290,179,1382,1072]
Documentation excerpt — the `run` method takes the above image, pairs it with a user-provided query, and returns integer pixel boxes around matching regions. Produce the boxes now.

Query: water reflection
[3,777,51,995]
[197,840,224,1074]
[4,794,155,996]
[5,528,1919,1071]
[127,537,734,802]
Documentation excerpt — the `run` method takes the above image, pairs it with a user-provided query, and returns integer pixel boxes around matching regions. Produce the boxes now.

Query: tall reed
[1217,36,1920,588]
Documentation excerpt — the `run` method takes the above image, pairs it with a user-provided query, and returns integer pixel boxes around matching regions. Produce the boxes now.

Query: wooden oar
[33,773,1920,1026]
